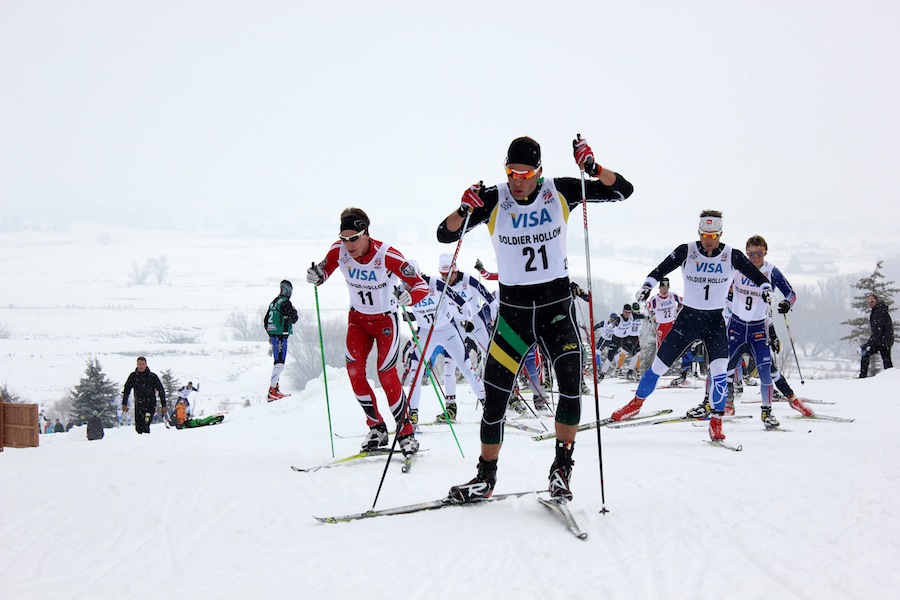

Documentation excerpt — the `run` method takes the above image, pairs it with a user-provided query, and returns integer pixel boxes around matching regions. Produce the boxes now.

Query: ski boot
[761,405,780,430]
[449,457,497,503]
[686,398,711,419]
[361,422,389,451]
[397,432,419,456]
[548,441,575,501]
[508,398,527,416]
[534,396,551,413]
[435,397,457,422]
[708,411,726,440]
[787,395,814,417]
[669,371,688,388]
[611,396,644,421]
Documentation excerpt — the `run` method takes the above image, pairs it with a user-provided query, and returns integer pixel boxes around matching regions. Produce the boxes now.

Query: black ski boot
[548,440,575,501]
[449,457,497,503]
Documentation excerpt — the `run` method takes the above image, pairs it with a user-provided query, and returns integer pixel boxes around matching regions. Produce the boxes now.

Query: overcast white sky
[1,0,899,252]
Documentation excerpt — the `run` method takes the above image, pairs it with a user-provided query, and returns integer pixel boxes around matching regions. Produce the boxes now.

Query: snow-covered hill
[2,367,899,600]
[2,226,897,600]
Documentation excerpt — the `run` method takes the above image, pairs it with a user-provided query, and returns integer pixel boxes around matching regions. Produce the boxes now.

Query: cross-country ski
[537,497,589,540]
[291,449,427,473]
[314,490,543,523]
[703,440,743,452]
[532,409,674,441]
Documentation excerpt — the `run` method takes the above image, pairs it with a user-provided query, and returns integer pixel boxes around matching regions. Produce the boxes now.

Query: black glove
[461,320,475,333]
[631,302,641,312]
[569,282,588,301]
[284,304,299,323]
[769,325,781,353]
[777,300,791,314]
[474,259,485,272]
[636,284,652,302]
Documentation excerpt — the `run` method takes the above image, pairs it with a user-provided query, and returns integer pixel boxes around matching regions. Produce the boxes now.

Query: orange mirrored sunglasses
[505,166,540,180]
[699,232,720,239]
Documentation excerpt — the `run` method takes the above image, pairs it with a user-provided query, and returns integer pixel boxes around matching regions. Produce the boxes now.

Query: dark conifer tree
[70,357,119,427]
[841,261,900,346]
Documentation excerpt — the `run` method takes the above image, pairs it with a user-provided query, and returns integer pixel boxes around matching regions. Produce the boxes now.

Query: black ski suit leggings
[480,279,582,445]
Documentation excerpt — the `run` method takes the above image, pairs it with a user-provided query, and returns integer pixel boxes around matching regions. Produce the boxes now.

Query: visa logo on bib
[694,262,724,274]
[510,208,552,228]
[348,268,377,281]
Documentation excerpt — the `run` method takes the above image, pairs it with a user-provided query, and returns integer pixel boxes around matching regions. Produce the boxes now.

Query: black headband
[340,216,369,233]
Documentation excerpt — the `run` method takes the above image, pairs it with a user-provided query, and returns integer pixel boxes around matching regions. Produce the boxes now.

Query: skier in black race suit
[437,135,633,503]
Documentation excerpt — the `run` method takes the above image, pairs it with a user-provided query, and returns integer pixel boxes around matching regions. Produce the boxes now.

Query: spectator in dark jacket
[86,411,105,440]
[860,293,895,378]
[53,419,65,433]
[122,356,166,434]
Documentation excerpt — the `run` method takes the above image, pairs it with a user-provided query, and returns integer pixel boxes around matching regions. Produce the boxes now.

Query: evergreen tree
[0,382,22,403]
[70,357,119,427]
[840,261,900,345]
[159,368,180,401]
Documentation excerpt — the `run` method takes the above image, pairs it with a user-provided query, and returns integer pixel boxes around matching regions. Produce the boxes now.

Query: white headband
[698,216,723,234]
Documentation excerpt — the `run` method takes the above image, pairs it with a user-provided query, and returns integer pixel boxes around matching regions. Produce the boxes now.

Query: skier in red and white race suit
[646,277,683,348]
[307,208,429,456]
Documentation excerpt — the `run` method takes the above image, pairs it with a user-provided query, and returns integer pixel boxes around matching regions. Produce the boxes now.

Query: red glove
[573,137,594,168]
[573,137,601,176]
[459,183,483,212]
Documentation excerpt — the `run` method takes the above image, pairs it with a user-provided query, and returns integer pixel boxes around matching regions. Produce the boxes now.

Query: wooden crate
[2,402,40,448]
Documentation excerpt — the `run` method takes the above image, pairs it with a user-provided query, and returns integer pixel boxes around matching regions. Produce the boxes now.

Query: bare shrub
[226,311,268,342]
[151,328,200,344]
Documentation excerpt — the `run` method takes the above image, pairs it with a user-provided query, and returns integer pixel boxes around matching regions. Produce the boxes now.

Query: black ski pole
[783,313,805,384]
[370,205,475,510]
[575,133,609,515]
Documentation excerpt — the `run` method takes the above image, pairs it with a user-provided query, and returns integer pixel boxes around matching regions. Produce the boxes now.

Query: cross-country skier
[307,208,429,456]
[646,277,683,348]
[437,135,633,502]
[610,210,771,442]
[437,253,497,385]
[400,261,485,424]
[727,236,814,421]
[722,234,811,428]
[596,304,642,380]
